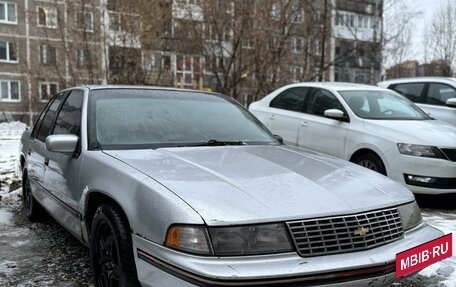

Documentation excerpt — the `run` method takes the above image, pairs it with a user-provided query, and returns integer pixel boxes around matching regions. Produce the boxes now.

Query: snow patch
[0,209,13,225]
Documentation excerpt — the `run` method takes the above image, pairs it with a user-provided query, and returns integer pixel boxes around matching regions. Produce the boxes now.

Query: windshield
[339,90,432,120]
[88,89,277,149]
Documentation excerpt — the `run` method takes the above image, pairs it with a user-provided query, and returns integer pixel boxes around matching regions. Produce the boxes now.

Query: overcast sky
[409,0,447,62]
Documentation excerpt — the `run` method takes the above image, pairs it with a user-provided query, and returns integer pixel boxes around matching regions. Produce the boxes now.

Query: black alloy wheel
[90,205,139,287]
[353,152,387,176]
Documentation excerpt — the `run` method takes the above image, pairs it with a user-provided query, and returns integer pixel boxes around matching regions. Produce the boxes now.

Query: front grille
[287,208,404,257]
[441,148,456,162]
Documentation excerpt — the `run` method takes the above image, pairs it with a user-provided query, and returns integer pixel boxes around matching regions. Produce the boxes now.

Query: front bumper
[385,151,456,194]
[133,223,443,287]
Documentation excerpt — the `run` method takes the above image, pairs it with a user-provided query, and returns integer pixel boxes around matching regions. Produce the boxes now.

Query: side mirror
[45,134,79,153]
[446,98,456,108]
[273,134,284,145]
[324,109,345,119]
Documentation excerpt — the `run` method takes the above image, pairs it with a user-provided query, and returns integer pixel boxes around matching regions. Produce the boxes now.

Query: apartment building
[1,0,383,123]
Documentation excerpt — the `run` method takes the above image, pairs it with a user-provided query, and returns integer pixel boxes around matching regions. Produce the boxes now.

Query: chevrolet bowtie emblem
[354,227,370,236]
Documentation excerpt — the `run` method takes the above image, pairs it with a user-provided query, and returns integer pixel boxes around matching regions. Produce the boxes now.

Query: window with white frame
[290,66,303,83]
[38,7,57,28]
[76,48,91,67]
[176,55,202,89]
[291,1,303,23]
[76,11,93,31]
[270,2,280,19]
[39,45,56,66]
[291,37,303,54]
[0,2,17,24]
[39,82,58,101]
[0,40,17,62]
[0,80,19,101]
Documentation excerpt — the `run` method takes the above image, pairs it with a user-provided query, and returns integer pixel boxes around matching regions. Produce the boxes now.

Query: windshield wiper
[180,139,247,147]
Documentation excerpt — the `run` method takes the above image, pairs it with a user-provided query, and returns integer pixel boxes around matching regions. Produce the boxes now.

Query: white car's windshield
[339,90,432,120]
[88,89,278,149]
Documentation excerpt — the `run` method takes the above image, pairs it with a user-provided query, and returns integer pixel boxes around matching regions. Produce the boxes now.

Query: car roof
[283,82,388,92]
[378,77,456,85]
[62,85,220,96]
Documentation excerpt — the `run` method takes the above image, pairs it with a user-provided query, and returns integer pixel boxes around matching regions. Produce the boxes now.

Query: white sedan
[249,82,456,194]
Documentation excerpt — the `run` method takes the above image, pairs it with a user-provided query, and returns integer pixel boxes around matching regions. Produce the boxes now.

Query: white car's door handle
[269,114,275,120]
[300,121,309,127]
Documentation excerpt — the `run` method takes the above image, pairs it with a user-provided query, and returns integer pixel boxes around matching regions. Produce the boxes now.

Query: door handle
[269,114,275,120]
[300,121,309,127]
[44,158,49,166]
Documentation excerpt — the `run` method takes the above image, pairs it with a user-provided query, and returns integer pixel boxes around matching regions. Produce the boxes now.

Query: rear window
[390,83,425,103]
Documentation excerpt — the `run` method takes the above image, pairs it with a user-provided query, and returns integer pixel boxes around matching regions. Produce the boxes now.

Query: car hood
[363,120,456,147]
[104,146,414,226]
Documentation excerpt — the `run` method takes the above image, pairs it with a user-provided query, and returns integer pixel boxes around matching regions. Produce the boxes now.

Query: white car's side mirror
[446,98,456,108]
[324,109,345,119]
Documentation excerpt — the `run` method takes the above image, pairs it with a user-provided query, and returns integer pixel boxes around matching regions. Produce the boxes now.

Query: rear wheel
[352,152,387,176]
[90,204,139,287]
[22,170,46,221]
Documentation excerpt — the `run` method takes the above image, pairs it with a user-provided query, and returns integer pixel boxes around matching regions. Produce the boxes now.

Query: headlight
[397,201,422,230]
[397,143,445,159]
[209,223,293,256]
[165,225,212,255]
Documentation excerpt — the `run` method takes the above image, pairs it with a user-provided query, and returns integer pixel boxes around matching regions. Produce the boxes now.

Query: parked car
[20,86,442,287]
[378,77,456,126]
[249,82,456,195]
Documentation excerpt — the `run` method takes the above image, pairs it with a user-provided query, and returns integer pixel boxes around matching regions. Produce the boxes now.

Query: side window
[269,87,308,112]
[427,83,456,106]
[36,92,65,142]
[390,83,425,103]
[308,88,344,117]
[52,90,84,136]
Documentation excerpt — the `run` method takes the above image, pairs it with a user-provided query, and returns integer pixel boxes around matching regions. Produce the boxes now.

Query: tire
[90,204,140,287]
[22,170,46,221]
[352,152,387,176]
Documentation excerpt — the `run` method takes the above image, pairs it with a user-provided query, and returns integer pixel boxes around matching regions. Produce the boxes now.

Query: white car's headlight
[397,143,445,159]
[165,223,293,256]
[397,201,422,230]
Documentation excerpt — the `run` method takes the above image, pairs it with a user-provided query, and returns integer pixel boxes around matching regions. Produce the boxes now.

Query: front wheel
[90,205,139,287]
[352,152,387,176]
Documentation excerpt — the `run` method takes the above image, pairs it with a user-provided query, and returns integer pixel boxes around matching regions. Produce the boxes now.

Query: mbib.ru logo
[396,233,452,278]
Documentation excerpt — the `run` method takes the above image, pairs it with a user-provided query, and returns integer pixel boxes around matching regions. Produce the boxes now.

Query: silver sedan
[19,86,442,287]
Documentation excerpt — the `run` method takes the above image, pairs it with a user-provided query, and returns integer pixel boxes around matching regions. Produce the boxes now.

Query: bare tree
[423,0,456,76]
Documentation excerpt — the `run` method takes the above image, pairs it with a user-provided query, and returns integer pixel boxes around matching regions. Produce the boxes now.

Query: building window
[76,11,93,32]
[176,55,202,89]
[109,12,140,33]
[314,40,322,56]
[38,7,57,28]
[76,49,91,67]
[0,80,20,101]
[39,45,56,66]
[270,2,280,19]
[0,2,16,24]
[0,40,17,62]
[290,66,303,83]
[39,82,58,101]
[291,37,303,54]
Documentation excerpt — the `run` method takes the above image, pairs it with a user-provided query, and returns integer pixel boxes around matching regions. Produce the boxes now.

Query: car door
[297,88,349,158]
[43,89,85,238]
[26,92,66,203]
[422,83,456,126]
[265,87,309,145]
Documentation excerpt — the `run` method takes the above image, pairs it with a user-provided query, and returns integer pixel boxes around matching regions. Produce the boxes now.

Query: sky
[408,0,448,62]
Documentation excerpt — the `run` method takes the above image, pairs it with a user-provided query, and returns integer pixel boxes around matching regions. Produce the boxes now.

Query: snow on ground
[0,121,455,286]
[420,210,456,287]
